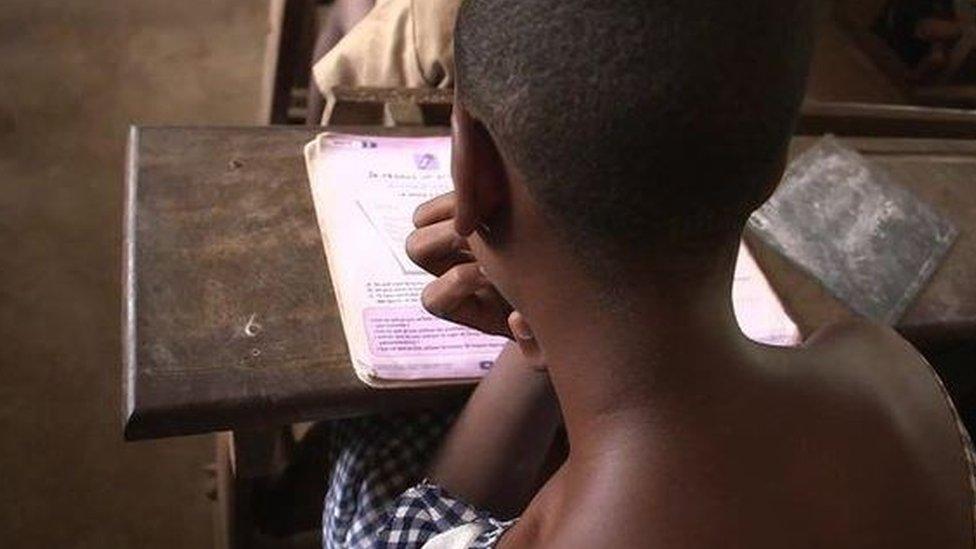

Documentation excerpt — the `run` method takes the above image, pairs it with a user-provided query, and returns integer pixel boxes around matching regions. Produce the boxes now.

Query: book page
[305,133,507,383]
[732,245,801,347]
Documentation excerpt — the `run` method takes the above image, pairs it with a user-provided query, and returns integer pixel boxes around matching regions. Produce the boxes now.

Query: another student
[311,0,458,124]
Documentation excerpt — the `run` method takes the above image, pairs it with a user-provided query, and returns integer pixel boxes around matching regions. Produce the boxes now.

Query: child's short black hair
[456,0,814,275]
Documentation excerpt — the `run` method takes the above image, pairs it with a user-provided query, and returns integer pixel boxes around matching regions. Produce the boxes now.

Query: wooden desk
[123,126,467,441]
[123,127,976,441]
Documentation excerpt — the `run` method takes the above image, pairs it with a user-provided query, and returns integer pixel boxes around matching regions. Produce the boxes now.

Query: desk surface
[123,126,976,440]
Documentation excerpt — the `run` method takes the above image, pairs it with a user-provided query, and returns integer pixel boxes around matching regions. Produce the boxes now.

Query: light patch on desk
[243,313,262,337]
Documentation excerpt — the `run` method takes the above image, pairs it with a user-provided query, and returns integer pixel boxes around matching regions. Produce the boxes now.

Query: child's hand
[407,192,514,338]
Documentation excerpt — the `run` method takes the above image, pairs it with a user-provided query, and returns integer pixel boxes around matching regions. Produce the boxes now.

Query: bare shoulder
[805,319,933,382]
[800,319,973,548]
[807,318,917,352]
[802,318,957,439]
[496,469,626,549]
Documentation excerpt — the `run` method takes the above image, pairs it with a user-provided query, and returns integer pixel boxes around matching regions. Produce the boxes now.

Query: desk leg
[213,429,287,549]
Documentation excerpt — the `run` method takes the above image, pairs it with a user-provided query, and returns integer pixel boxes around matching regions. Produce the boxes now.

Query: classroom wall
[0,1,267,547]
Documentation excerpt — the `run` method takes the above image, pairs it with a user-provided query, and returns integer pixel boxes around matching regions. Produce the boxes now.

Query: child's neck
[531,247,765,460]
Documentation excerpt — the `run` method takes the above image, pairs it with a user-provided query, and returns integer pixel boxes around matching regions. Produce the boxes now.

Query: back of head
[455,0,814,280]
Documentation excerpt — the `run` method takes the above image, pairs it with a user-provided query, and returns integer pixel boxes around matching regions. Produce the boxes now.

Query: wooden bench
[834,0,976,108]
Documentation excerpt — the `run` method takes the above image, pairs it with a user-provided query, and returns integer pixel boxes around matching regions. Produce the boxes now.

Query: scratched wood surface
[123,125,467,440]
[123,126,976,440]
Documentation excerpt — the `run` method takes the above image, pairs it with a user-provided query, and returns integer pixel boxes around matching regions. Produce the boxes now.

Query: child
[326,0,976,547]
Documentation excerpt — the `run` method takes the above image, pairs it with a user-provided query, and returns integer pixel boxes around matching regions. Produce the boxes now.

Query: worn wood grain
[324,87,453,127]
[123,125,464,440]
[124,126,976,440]
[798,101,976,139]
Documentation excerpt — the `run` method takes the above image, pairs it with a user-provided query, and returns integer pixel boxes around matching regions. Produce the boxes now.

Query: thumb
[508,310,545,370]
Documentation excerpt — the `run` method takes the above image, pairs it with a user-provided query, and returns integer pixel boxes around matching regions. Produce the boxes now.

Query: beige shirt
[312,0,459,105]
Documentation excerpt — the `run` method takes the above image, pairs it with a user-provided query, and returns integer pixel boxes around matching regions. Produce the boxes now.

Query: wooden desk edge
[124,124,450,135]
[122,126,140,439]
[797,100,976,139]
[124,378,473,441]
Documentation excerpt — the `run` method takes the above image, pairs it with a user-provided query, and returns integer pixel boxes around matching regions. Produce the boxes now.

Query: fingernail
[513,324,534,341]
[509,312,535,341]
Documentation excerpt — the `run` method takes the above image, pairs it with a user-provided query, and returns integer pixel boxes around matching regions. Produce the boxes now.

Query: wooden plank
[324,85,976,138]
[326,86,453,107]
[258,0,286,125]
[324,87,453,126]
[321,86,976,138]
[913,84,976,109]
[213,432,234,549]
[123,127,976,440]
[262,0,317,124]
[383,100,425,127]
[797,100,976,139]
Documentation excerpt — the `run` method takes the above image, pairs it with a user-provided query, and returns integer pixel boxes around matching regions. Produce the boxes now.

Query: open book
[304,132,800,387]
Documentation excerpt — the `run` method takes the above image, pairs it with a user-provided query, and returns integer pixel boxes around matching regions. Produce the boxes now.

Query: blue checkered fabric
[322,411,515,548]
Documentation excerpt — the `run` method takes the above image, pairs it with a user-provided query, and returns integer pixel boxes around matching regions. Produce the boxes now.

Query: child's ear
[450,99,509,238]
[508,310,547,371]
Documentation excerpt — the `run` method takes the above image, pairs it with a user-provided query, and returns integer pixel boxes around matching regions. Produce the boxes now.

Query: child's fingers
[413,191,456,227]
[446,295,512,338]
[421,263,489,319]
[406,219,472,275]
[422,267,514,338]
[466,286,515,337]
